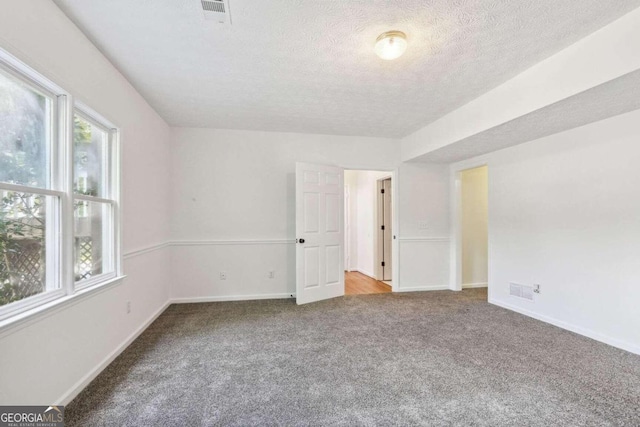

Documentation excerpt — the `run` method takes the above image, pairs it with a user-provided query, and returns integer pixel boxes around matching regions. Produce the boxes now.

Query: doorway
[344,170,393,295]
[457,165,488,298]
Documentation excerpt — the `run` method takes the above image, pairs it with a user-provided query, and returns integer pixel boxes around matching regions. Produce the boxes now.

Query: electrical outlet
[219,271,227,280]
[268,270,275,279]
[533,284,541,294]
[126,301,131,314]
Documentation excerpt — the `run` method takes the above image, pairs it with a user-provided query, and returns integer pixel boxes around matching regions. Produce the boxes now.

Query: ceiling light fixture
[375,31,407,60]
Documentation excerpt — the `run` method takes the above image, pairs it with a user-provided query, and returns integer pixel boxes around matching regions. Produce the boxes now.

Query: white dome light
[375,31,407,60]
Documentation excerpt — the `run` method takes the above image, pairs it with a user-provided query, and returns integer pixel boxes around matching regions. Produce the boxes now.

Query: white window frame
[72,107,120,290]
[0,48,122,325]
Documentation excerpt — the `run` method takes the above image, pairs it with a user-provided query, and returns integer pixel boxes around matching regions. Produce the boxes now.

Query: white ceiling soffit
[410,69,640,163]
[53,0,640,138]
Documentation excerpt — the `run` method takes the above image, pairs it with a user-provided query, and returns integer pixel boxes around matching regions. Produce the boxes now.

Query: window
[0,50,120,322]
[73,112,116,287]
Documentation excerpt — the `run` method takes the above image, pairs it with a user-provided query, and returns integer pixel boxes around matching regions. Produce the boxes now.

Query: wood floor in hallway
[345,271,392,295]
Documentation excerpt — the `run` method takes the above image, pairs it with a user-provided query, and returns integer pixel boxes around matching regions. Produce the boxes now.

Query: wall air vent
[509,282,534,301]
[202,0,225,13]
[201,0,231,24]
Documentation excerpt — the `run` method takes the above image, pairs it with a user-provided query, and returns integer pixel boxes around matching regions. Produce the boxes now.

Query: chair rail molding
[397,237,450,242]
[171,239,295,246]
[123,242,171,260]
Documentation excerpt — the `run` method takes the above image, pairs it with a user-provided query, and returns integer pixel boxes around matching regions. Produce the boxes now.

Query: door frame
[343,184,351,272]
[375,176,393,282]
[342,166,399,292]
[450,158,490,297]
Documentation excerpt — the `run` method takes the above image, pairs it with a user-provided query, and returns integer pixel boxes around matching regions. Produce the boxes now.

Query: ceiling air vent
[201,0,231,24]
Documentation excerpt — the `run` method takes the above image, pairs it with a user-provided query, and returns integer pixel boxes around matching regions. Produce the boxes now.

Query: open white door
[296,162,344,305]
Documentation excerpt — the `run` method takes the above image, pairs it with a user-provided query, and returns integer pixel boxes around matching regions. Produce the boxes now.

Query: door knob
[297,238,305,244]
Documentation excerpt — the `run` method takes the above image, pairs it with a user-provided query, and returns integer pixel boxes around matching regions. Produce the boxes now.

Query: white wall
[453,108,640,354]
[461,166,488,287]
[170,128,451,298]
[396,163,451,291]
[0,1,172,404]
[169,128,400,300]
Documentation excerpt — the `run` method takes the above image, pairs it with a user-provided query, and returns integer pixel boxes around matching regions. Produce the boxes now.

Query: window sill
[0,275,127,339]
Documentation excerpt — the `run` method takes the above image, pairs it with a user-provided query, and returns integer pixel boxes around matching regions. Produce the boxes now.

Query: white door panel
[296,162,344,304]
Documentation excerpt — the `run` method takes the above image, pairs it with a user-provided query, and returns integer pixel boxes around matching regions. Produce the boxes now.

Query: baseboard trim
[171,293,295,304]
[489,298,640,356]
[57,300,171,405]
[397,237,450,242]
[354,269,376,279]
[462,282,488,289]
[397,285,450,292]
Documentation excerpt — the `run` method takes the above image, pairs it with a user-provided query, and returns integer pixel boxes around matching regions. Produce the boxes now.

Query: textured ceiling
[54,0,640,138]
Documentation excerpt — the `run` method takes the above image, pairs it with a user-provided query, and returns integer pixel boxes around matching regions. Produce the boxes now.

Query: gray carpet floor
[66,289,640,426]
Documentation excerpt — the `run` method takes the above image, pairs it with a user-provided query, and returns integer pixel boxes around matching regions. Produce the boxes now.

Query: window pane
[74,115,107,197]
[0,190,55,307]
[0,71,51,188]
[74,200,112,282]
